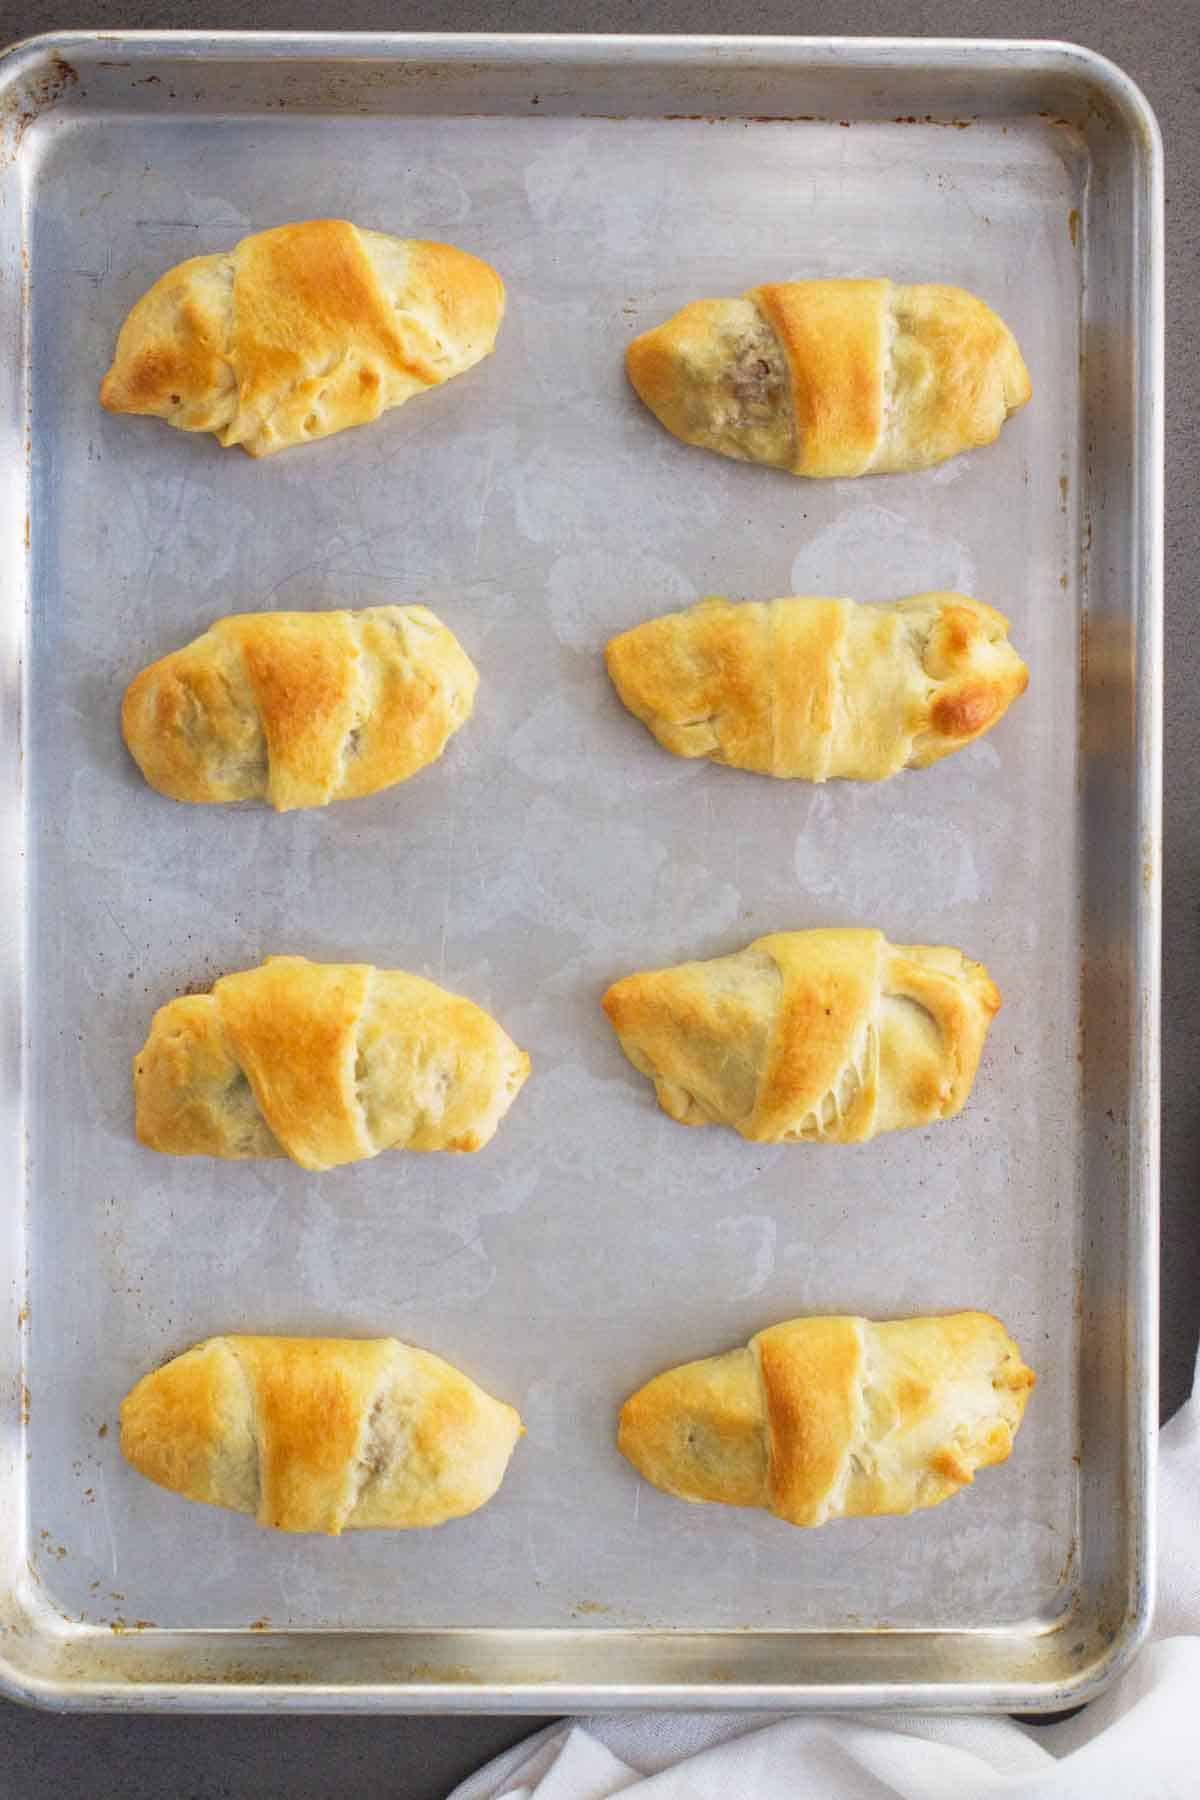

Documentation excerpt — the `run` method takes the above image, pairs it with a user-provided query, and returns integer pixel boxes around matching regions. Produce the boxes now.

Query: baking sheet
[0,35,1160,1710]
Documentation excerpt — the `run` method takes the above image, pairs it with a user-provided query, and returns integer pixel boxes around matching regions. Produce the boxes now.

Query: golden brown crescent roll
[606,592,1027,780]
[626,278,1031,477]
[100,219,505,456]
[619,1311,1035,1528]
[134,956,530,1170]
[121,1335,523,1533]
[602,928,999,1143]
[122,605,478,812]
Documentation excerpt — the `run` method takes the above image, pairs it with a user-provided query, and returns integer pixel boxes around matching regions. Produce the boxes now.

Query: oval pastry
[134,956,530,1170]
[100,219,505,456]
[619,1311,1034,1528]
[603,927,999,1143]
[121,1334,523,1534]
[122,605,478,812]
[606,591,1028,781]
[626,278,1030,478]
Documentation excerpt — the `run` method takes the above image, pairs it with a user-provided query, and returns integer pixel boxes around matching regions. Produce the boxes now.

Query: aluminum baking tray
[0,33,1161,1713]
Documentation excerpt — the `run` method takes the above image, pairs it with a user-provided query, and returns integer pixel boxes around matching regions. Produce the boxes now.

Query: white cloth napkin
[451,1351,1200,1800]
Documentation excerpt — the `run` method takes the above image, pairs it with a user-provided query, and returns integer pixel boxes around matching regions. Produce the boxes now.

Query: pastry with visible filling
[602,928,999,1143]
[121,1335,523,1533]
[122,606,477,812]
[134,956,530,1170]
[626,278,1030,478]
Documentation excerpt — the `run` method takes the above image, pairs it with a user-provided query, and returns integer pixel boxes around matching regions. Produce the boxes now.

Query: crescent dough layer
[619,1311,1035,1527]
[606,592,1028,780]
[626,278,1031,478]
[134,956,530,1170]
[602,927,1000,1143]
[100,219,505,457]
[122,605,478,811]
[121,1335,523,1533]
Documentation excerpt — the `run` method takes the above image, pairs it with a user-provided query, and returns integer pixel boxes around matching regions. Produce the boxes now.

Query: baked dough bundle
[134,956,530,1170]
[626,278,1031,478]
[606,592,1028,781]
[619,1311,1035,1528]
[122,605,478,812]
[603,927,999,1143]
[100,219,505,456]
[121,1335,523,1533]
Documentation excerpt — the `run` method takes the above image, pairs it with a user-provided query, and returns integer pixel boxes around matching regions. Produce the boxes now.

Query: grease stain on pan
[388,1661,482,1684]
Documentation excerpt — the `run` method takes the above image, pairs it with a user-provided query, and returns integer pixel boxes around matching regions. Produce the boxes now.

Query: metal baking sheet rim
[0,32,1162,1713]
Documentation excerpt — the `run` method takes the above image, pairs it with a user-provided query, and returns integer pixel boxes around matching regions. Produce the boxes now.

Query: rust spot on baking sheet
[1053,1528,1080,1592]
[97,1421,108,1438]
[17,1303,28,1326]
[892,114,974,128]
[574,1599,611,1614]
[664,114,819,124]
[249,1618,271,1631]
[19,1382,30,1423]
[0,52,79,163]
[1059,474,1070,511]
[1068,208,1081,246]
[23,513,30,550]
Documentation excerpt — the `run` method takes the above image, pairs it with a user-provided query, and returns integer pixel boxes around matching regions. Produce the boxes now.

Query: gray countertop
[0,3,1194,1793]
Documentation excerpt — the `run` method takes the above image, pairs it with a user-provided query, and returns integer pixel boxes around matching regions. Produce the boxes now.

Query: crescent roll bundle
[100,219,505,456]
[121,1335,523,1533]
[606,591,1028,781]
[626,278,1031,478]
[134,956,530,1170]
[603,928,1000,1144]
[122,605,478,811]
[619,1311,1035,1528]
